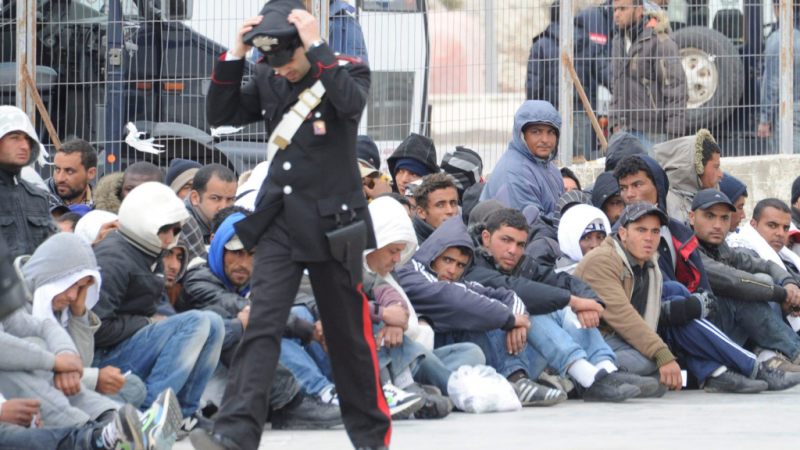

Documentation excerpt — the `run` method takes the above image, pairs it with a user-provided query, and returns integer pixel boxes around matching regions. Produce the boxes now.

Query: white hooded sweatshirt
[366,197,434,350]
[118,182,190,257]
[556,204,611,274]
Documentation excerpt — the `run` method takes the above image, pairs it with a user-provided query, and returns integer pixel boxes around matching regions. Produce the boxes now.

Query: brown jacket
[574,236,676,367]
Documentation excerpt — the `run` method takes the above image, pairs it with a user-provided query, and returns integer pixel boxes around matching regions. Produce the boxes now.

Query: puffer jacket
[696,240,797,304]
[574,235,675,367]
[481,100,565,217]
[609,11,686,137]
[655,129,718,225]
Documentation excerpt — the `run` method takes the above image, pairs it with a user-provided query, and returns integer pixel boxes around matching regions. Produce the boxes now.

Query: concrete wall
[568,154,800,220]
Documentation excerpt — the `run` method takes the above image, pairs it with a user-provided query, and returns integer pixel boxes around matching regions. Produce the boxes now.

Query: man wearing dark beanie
[791,175,800,228]
[387,133,440,195]
[166,158,203,200]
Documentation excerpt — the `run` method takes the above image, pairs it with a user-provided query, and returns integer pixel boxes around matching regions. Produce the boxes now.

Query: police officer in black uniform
[190,1,391,449]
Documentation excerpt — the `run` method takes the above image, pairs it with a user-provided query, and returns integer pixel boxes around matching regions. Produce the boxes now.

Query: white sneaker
[382,382,424,420]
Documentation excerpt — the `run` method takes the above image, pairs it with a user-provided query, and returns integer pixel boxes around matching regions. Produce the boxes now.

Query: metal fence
[2,0,796,176]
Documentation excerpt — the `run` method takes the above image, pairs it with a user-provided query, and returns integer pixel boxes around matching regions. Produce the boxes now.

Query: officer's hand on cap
[233,16,264,59]
[287,9,321,50]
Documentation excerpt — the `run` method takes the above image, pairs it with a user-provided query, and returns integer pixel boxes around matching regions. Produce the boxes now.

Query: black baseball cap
[691,189,736,212]
[244,0,304,68]
[357,135,381,171]
[618,201,669,227]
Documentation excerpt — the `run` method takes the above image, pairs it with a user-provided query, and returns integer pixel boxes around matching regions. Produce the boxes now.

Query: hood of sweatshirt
[413,216,475,282]
[718,172,747,204]
[0,106,46,167]
[633,154,670,213]
[118,182,190,258]
[208,212,250,295]
[509,100,562,165]
[17,233,101,327]
[558,204,611,263]
[367,197,419,269]
[591,171,621,210]
[605,132,647,173]
[387,133,440,179]
[74,210,119,247]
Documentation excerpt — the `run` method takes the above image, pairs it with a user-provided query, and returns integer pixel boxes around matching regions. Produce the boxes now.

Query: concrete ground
[175,387,800,450]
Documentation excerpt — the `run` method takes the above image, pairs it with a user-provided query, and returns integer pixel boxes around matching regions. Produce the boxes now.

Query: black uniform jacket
[207,43,375,262]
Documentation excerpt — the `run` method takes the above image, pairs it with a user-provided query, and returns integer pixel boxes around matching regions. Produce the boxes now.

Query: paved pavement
[175,386,800,450]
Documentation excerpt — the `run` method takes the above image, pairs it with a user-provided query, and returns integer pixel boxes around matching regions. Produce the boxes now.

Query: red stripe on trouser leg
[358,283,392,446]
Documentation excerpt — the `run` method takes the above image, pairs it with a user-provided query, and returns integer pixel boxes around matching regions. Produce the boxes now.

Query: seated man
[165,158,203,200]
[177,207,343,430]
[91,182,224,434]
[398,216,644,404]
[727,198,800,278]
[183,164,237,246]
[718,173,748,233]
[412,173,459,245]
[654,129,724,225]
[94,162,164,215]
[527,190,592,267]
[556,204,610,273]
[690,190,800,371]
[467,207,656,400]
[591,171,625,226]
[480,100,564,217]
[365,196,486,417]
[576,202,794,393]
[387,133,440,196]
[18,233,146,409]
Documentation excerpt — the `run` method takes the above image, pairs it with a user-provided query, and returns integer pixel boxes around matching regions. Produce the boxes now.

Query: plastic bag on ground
[447,365,522,414]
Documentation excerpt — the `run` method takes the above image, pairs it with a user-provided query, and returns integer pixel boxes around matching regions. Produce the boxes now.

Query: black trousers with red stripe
[213,213,392,450]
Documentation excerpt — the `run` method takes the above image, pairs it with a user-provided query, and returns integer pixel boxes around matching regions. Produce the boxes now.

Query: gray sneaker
[704,370,768,394]
[605,370,661,398]
[514,378,567,407]
[756,362,800,391]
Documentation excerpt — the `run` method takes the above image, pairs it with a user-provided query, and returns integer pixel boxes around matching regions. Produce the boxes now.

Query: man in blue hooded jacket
[481,101,565,218]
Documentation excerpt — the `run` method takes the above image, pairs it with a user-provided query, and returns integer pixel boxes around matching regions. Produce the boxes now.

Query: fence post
[312,0,329,42]
[485,0,498,94]
[558,0,573,165]
[780,0,794,154]
[104,0,125,173]
[16,0,36,121]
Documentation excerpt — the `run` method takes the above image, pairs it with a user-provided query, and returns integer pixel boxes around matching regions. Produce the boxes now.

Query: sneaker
[405,383,442,397]
[537,371,575,394]
[177,411,213,441]
[704,370,768,394]
[413,393,453,419]
[100,404,145,450]
[189,430,243,450]
[272,391,343,430]
[383,382,425,419]
[764,356,800,373]
[141,388,183,450]
[513,377,567,407]
[605,370,661,398]
[583,369,640,402]
[318,385,340,406]
[756,362,800,391]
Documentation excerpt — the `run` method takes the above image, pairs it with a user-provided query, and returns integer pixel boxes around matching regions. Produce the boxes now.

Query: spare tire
[673,26,744,130]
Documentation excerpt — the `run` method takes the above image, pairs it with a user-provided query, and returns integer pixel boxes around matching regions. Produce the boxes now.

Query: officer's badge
[253,36,279,52]
[313,121,326,135]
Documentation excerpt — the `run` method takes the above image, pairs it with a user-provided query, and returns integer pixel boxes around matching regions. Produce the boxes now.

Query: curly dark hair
[212,206,253,233]
[414,173,457,210]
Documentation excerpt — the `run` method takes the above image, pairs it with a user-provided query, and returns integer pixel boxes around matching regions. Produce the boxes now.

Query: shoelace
[597,373,627,388]
[760,363,785,379]
[100,420,120,448]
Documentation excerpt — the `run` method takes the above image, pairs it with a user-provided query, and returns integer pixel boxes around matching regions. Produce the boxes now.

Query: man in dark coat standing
[191,1,391,449]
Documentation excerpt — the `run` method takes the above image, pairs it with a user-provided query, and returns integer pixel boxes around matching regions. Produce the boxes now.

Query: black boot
[271,392,343,430]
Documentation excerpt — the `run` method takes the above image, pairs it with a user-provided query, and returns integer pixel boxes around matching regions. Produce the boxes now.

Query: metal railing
[1,0,796,177]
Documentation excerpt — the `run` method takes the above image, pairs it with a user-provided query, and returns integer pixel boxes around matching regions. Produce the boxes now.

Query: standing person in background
[195,0,391,448]
[757,0,800,153]
[609,0,686,154]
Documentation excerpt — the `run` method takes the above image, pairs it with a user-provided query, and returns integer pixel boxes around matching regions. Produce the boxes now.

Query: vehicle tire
[673,26,744,130]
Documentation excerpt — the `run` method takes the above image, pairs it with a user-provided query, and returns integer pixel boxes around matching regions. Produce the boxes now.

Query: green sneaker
[99,404,144,450]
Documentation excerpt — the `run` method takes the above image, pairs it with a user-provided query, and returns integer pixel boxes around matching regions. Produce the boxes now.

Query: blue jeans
[414,343,485,395]
[93,310,224,418]
[0,422,100,450]
[435,329,540,378]
[527,307,617,378]
[280,339,332,396]
[712,296,800,361]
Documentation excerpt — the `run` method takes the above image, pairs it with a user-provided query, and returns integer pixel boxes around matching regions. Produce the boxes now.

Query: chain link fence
[2,0,796,177]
